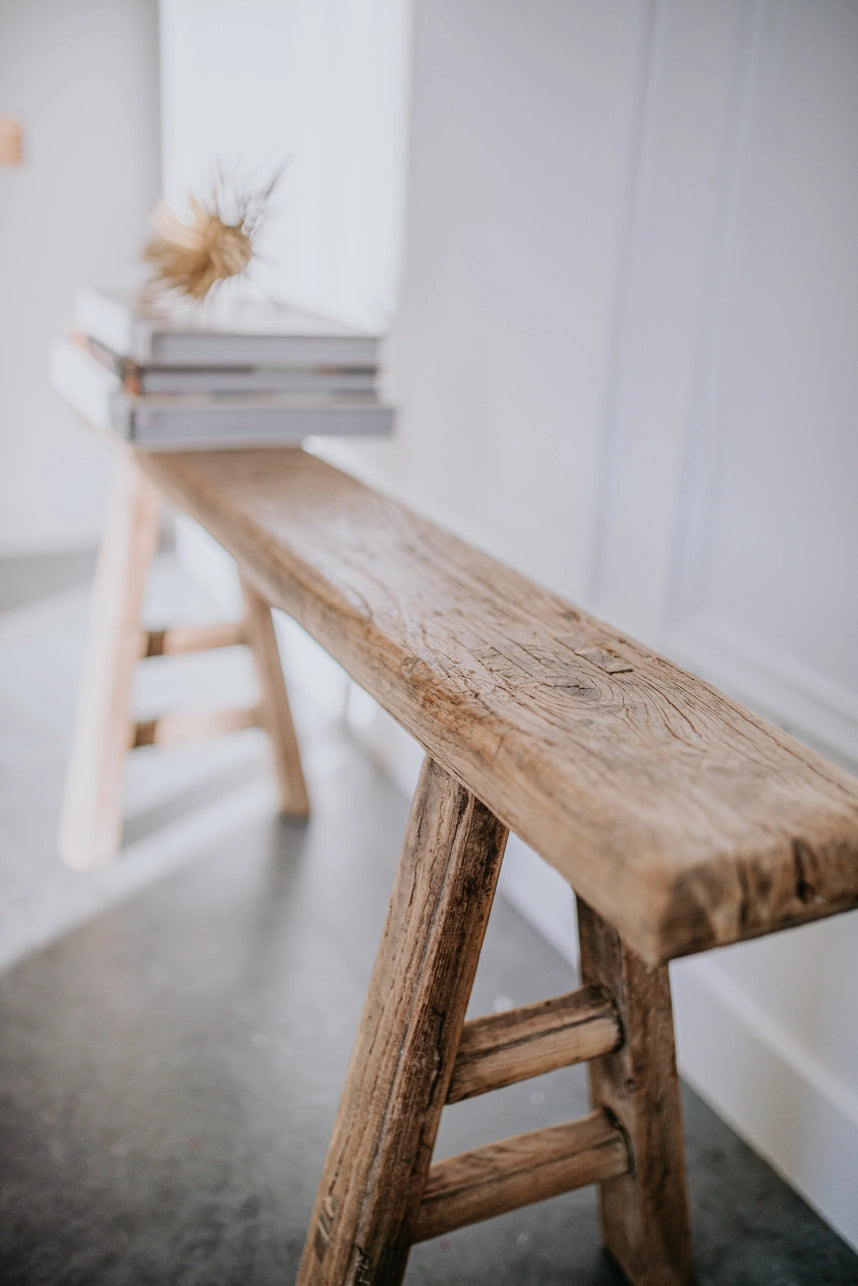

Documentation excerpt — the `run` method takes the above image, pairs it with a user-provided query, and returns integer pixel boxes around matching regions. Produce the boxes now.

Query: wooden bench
[70,445,858,1284]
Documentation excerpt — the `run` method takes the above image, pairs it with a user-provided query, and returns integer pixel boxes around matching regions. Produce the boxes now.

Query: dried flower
[142,167,281,301]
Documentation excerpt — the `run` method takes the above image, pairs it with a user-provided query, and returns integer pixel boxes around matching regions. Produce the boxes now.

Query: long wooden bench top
[140,446,858,965]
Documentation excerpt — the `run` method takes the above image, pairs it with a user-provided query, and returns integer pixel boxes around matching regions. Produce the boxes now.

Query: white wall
[161,0,858,1248]
[0,0,161,555]
[332,1,647,594]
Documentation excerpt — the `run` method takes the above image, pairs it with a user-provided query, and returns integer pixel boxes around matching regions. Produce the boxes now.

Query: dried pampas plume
[142,168,281,302]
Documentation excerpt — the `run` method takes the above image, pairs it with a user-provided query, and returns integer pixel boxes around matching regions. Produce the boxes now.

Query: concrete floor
[0,552,856,1285]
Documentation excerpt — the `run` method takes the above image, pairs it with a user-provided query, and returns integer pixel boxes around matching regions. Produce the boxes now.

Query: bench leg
[577,897,694,1286]
[297,756,509,1286]
[239,574,310,818]
[58,456,161,868]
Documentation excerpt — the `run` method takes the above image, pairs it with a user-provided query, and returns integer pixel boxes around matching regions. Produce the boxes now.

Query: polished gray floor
[1,552,856,1285]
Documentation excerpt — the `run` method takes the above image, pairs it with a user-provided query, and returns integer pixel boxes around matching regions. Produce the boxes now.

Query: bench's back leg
[577,897,694,1285]
[297,755,509,1286]
[239,574,309,818]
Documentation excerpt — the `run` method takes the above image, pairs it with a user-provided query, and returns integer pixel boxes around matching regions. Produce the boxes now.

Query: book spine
[80,335,144,395]
[120,363,143,396]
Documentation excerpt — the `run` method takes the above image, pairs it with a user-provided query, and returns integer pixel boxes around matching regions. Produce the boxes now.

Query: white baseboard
[497,836,579,968]
[672,954,858,1251]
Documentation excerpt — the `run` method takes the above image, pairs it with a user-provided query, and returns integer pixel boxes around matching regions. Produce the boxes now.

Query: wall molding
[662,0,771,629]
[584,0,659,603]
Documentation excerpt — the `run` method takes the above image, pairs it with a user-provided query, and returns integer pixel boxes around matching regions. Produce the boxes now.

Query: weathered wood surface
[414,1110,629,1244]
[577,898,693,1286]
[446,985,621,1104]
[139,446,858,964]
[240,574,310,817]
[58,457,161,868]
[296,756,509,1286]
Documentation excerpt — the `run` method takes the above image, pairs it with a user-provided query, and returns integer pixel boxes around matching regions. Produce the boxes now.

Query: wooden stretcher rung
[413,1109,630,1244]
[141,621,246,657]
[446,984,622,1104]
[130,704,262,748]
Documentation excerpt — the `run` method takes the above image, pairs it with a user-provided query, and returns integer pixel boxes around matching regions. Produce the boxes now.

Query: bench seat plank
[140,447,858,965]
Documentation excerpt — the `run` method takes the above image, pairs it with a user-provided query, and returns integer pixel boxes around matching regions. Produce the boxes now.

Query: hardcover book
[73,288,382,369]
[50,338,393,450]
[81,335,378,396]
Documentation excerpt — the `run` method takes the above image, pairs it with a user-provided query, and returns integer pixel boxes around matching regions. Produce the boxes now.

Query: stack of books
[50,288,393,450]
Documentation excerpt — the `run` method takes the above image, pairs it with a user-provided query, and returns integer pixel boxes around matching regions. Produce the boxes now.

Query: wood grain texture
[138,447,858,964]
[577,897,693,1286]
[58,457,161,868]
[239,574,310,817]
[141,621,245,656]
[414,1110,629,1244]
[446,985,621,1104]
[296,756,509,1286]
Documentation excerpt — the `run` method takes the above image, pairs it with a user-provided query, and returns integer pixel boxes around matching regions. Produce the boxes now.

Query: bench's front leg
[297,756,508,1286]
[577,897,694,1286]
